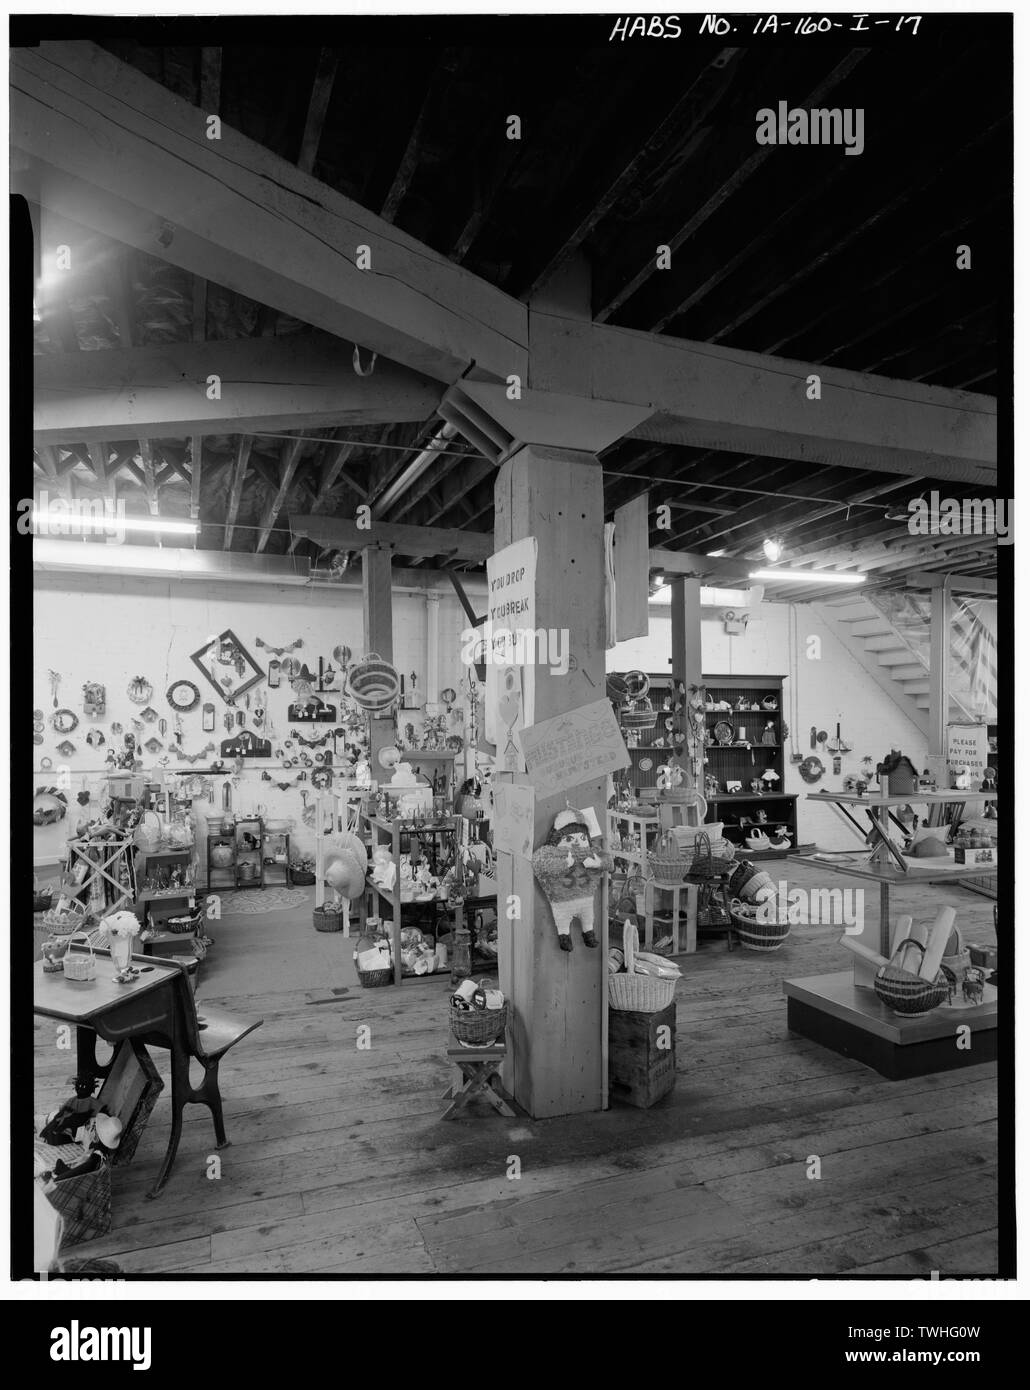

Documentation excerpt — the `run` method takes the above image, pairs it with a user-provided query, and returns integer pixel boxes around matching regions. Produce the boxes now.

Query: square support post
[493,444,608,1118]
[362,546,396,773]
[670,576,703,786]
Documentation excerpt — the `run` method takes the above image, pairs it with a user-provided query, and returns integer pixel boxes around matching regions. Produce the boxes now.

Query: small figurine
[962,967,986,1007]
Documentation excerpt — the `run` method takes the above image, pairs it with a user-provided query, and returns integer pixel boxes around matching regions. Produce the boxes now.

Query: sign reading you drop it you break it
[519,698,630,799]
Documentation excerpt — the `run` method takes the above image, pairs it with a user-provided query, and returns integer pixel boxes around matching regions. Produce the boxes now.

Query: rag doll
[532,807,613,952]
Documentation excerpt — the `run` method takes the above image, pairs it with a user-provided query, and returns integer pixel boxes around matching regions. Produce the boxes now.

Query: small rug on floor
[216,887,313,915]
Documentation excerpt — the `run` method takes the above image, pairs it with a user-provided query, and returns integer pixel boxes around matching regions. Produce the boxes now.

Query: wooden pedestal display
[608,1001,677,1109]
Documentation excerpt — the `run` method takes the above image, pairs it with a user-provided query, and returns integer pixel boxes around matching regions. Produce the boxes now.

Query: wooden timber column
[362,546,396,772]
[494,444,608,1118]
[670,577,704,787]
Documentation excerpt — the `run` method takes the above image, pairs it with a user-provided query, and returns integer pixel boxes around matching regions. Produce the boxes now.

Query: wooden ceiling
[28,27,1009,598]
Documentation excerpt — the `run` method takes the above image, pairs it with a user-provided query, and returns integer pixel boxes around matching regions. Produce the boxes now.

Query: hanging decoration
[191,630,265,704]
[202,702,216,732]
[127,676,153,705]
[86,729,106,749]
[170,742,216,764]
[255,636,304,658]
[48,670,61,708]
[531,806,612,953]
[144,737,163,754]
[33,787,68,825]
[140,706,159,723]
[56,740,77,757]
[166,680,201,713]
[82,682,106,719]
[51,709,79,735]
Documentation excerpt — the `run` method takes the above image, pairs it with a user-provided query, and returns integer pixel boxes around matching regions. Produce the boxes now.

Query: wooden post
[362,547,395,775]
[928,583,949,783]
[670,576,704,786]
[493,445,608,1118]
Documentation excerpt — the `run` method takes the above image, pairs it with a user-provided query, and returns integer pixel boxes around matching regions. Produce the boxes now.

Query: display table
[785,790,998,1078]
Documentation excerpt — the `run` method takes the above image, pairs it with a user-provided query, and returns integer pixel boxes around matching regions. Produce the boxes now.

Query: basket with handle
[353,931,394,987]
[609,917,678,1013]
[688,830,736,879]
[41,897,90,937]
[647,830,687,888]
[450,998,509,1047]
[347,652,401,714]
[133,810,163,854]
[874,939,950,1017]
[61,934,97,981]
[622,695,657,731]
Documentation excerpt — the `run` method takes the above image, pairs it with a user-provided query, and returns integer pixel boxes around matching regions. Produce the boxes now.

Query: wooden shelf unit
[362,812,462,986]
[702,674,798,858]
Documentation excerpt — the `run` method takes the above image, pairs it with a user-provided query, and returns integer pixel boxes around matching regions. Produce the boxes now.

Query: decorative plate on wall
[714,721,734,746]
[167,680,201,713]
[799,756,825,784]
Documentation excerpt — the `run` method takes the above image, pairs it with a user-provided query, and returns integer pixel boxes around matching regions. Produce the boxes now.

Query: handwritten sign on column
[519,698,630,798]
[491,782,536,860]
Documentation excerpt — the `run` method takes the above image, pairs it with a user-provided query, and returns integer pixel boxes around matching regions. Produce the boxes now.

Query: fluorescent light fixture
[762,537,784,563]
[749,568,866,586]
[32,509,199,536]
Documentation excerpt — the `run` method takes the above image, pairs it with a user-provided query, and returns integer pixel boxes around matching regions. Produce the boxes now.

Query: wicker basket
[290,869,316,885]
[347,652,401,713]
[874,939,950,1017]
[622,696,657,731]
[450,999,509,1046]
[314,904,344,933]
[353,933,394,987]
[728,860,776,904]
[647,830,688,887]
[731,905,791,952]
[133,811,163,854]
[688,830,736,879]
[165,908,202,935]
[62,936,96,981]
[41,898,90,937]
[609,918,678,1014]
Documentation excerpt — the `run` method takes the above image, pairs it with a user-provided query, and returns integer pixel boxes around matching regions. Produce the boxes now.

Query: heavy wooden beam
[596,323,996,487]
[224,436,252,550]
[289,513,493,563]
[135,439,159,515]
[297,48,338,175]
[189,436,203,520]
[12,42,528,386]
[649,547,752,584]
[906,572,998,595]
[86,441,108,490]
[256,435,305,554]
[33,332,441,444]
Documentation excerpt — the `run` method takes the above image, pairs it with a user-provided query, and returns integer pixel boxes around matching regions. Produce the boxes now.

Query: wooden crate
[608,1000,677,1109]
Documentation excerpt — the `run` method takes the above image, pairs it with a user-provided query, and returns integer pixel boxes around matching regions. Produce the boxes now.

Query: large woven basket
[647,830,687,888]
[609,918,678,1014]
[622,696,657,731]
[874,939,950,1017]
[41,898,90,937]
[347,652,401,713]
[450,999,509,1046]
[728,860,776,904]
[731,905,791,953]
[688,830,736,879]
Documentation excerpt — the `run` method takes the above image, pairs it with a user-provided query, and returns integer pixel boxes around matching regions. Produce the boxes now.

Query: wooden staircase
[816,595,933,736]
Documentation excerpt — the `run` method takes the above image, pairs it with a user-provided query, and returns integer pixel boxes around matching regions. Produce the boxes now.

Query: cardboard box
[954,846,998,866]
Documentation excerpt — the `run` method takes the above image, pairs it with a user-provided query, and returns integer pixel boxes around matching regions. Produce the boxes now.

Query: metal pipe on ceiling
[374,421,458,518]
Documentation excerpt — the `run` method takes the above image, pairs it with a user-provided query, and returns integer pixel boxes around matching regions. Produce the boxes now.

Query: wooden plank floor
[33,865,999,1277]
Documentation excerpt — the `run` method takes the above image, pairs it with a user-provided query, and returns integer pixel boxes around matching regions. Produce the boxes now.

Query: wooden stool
[650,882,697,955]
[441,1042,516,1120]
[688,872,735,951]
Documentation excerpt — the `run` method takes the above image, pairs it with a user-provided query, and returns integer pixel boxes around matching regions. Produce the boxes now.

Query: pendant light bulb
[762,537,784,563]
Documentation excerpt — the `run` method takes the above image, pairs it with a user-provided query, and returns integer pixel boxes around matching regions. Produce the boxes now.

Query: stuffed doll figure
[532,807,613,952]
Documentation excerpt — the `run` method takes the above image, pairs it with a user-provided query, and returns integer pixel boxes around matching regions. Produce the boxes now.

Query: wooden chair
[138,961,263,1196]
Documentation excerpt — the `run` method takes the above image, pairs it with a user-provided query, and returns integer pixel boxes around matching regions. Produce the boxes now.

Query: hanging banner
[483,537,538,767]
[946,723,988,785]
[490,782,536,860]
[520,697,630,798]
